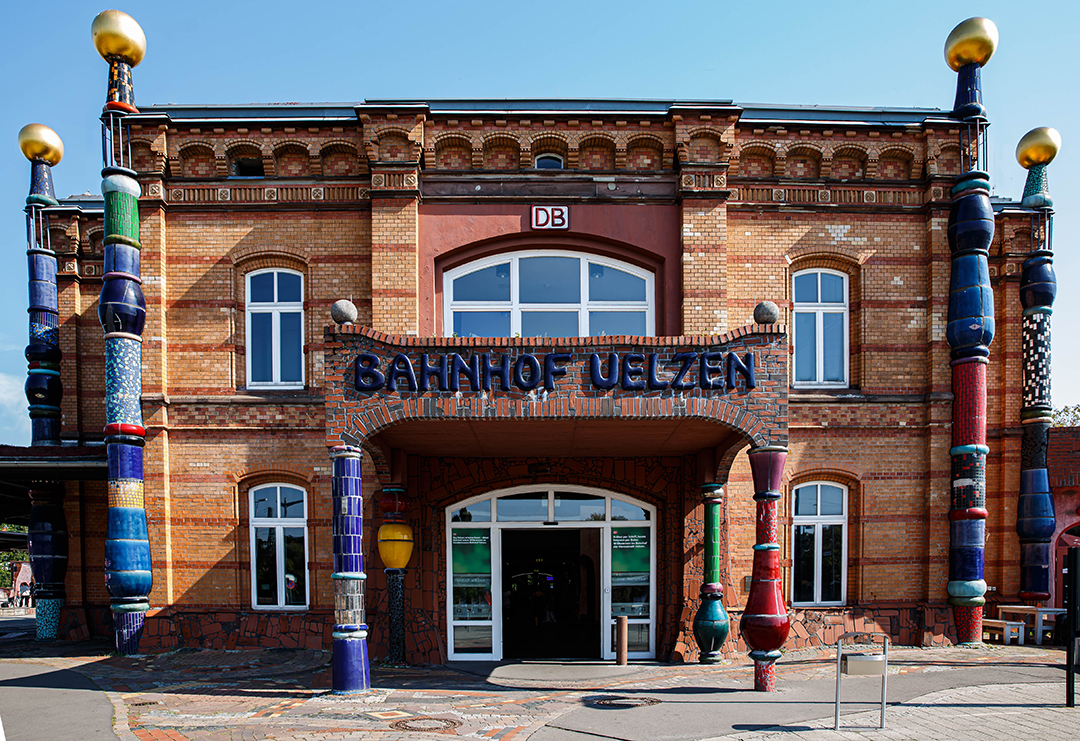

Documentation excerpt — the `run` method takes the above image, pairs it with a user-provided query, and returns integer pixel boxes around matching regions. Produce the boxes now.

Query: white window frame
[790,481,848,607]
[249,483,309,611]
[792,268,849,388]
[446,485,656,662]
[534,153,564,169]
[245,268,305,390]
[443,250,654,338]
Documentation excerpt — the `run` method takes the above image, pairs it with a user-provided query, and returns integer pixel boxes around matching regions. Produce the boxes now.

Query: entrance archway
[1054,523,1080,607]
[446,486,656,662]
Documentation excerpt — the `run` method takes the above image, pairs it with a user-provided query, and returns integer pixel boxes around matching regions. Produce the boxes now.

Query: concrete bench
[983,619,1025,645]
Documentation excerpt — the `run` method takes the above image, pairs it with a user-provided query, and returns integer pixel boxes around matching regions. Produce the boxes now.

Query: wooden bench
[983,619,1025,645]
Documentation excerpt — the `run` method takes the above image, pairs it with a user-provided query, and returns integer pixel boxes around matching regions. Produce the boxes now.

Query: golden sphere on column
[944,17,998,71]
[1016,127,1062,169]
[91,10,146,66]
[18,124,64,165]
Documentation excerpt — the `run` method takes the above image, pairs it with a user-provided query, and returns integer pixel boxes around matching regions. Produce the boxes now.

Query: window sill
[251,605,309,612]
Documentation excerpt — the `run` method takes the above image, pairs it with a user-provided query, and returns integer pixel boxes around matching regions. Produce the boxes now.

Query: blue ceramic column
[19,123,69,640]
[93,10,152,654]
[943,18,998,644]
[331,446,371,693]
[1015,127,1061,602]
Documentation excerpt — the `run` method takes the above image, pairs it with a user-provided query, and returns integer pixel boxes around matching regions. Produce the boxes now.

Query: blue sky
[0,0,1077,444]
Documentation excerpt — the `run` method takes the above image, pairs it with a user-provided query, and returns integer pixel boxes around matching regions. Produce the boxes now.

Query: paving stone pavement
[1,630,1078,740]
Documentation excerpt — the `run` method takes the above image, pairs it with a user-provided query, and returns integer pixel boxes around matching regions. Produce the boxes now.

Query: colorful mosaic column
[93,11,152,654]
[740,447,790,691]
[692,482,729,663]
[18,124,70,640]
[1015,127,1061,603]
[943,18,998,643]
[331,446,371,693]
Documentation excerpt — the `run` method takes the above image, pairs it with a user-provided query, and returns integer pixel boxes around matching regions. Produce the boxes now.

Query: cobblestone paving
[1,636,1074,740]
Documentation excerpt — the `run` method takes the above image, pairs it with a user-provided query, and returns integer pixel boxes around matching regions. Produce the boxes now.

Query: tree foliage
[0,524,28,589]
[1053,405,1080,427]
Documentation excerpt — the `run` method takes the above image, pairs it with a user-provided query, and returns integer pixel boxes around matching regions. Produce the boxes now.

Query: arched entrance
[446,486,656,662]
[1054,523,1080,607]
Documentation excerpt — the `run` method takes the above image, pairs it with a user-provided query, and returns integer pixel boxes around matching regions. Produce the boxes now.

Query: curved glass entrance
[446,486,656,661]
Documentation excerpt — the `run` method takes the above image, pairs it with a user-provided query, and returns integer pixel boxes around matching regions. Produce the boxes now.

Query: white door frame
[445,485,656,662]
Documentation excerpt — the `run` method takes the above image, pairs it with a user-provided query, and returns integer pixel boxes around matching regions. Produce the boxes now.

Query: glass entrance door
[447,486,655,662]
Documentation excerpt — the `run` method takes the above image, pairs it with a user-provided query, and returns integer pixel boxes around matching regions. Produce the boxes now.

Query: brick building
[11,95,1058,664]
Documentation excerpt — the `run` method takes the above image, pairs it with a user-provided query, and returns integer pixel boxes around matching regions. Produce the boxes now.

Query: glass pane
[793,524,816,603]
[821,524,844,602]
[280,312,303,383]
[821,273,845,303]
[497,493,548,521]
[611,623,650,652]
[453,311,510,338]
[249,273,274,303]
[589,264,646,301]
[250,313,273,383]
[820,485,844,515]
[254,527,278,606]
[277,272,302,303]
[253,487,276,518]
[554,493,605,521]
[519,256,580,303]
[280,487,305,518]
[521,311,578,338]
[794,273,818,303]
[283,527,306,606]
[452,529,492,621]
[794,485,817,516]
[611,500,649,521]
[611,527,650,617]
[794,312,817,382]
[454,264,510,302]
[535,155,563,170]
[454,625,493,653]
[589,311,646,337]
[451,500,491,522]
[822,313,844,382]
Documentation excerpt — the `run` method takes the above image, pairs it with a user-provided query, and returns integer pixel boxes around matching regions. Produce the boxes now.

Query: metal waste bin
[834,631,888,730]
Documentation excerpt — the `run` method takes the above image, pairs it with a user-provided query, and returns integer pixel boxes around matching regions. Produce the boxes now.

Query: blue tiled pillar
[331,445,370,693]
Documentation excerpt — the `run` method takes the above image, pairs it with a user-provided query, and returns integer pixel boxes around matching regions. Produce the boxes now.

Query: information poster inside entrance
[611,527,650,619]
[451,529,492,624]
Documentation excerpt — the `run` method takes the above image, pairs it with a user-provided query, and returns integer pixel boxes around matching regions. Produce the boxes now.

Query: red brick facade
[38,99,1046,662]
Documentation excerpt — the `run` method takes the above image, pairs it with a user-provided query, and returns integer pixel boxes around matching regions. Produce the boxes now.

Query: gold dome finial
[18,124,64,166]
[945,17,998,71]
[91,10,146,66]
[1016,127,1062,169]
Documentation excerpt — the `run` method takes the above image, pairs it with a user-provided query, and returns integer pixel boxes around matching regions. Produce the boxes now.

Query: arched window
[250,483,308,609]
[246,269,304,389]
[792,269,848,387]
[791,481,847,606]
[534,154,564,169]
[444,251,653,338]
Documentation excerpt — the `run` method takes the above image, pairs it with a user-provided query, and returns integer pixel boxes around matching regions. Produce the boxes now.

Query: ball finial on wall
[91,10,147,66]
[1016,127,1061,170]
[944,17,998,71]
[18,124,63,166]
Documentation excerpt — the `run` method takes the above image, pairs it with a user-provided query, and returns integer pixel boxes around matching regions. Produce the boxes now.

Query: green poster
[452,529,491,575]
[611,528,649,573]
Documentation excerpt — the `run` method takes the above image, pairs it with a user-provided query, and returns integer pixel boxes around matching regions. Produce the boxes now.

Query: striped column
[1015,128,1060,602]
[692,482,729,663]
[19,124,69,639]
[740,446,790,691]
[94,11,152,654]
[331,446,371,693]
[943,17,997,644]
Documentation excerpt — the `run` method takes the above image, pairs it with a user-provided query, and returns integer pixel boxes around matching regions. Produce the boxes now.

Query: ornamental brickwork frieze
[323,324,789,454]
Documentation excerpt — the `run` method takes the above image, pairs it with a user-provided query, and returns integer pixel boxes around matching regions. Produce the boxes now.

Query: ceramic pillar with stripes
[943,17,998,643]
[740,446,790,690]
[93,10,152,654]
[331,445,371,692]
[1015,127,1061,603]
[19,124,69,640]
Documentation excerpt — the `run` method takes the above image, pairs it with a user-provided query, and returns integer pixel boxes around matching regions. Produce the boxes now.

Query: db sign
[531,205,569,230]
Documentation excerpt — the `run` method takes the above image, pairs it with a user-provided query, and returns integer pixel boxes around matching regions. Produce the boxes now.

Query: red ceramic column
[740,446,790,691]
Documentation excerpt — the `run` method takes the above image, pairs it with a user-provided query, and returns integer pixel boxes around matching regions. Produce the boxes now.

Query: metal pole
[1066,547,1078,707]
[616,615,628,665]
